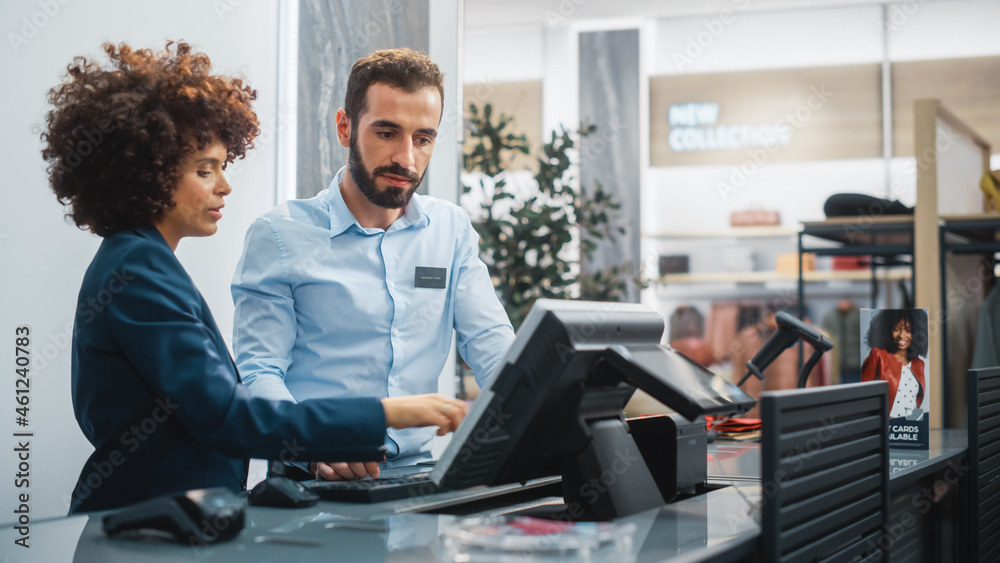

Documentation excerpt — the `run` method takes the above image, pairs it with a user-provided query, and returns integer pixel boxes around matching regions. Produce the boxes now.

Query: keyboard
[303,472,444,504]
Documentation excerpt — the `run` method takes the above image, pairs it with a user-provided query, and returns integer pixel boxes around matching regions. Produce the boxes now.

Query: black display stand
[559,418,666,521]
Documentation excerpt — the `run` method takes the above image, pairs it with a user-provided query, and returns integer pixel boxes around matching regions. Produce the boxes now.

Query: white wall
[463,23,544,83]
[889,0,1000,61]
[644,3,887,238]
[651,4,884,75]
[644,158,917,234]
[0,0,281,524]
[466,0,1000,231]
[644,0,1000,236]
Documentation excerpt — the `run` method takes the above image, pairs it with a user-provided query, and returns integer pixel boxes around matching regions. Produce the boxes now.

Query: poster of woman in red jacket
[860,309,930,424]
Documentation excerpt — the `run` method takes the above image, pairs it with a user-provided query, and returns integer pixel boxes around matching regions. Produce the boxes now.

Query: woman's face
[155,139,231,250]
[892,319,912,351]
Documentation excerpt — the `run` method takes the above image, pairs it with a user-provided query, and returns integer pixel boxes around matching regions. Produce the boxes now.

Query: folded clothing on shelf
[730,209,781,226]
[832,256,869,270]
[776,252,815,274]
[658,254,690,275]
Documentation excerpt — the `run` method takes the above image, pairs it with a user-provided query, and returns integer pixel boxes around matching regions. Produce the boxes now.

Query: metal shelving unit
[796,216,916,371]
[797,216,916,318]
[796,214,1000,426]
[938,215,1000,414]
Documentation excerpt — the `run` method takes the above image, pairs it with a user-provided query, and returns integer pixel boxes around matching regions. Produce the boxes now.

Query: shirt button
[388,281,396,288]
[392,329,400,337]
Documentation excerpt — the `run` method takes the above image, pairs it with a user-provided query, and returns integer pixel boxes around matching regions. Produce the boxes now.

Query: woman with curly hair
[42,41,467,514]
[861,309,929,420]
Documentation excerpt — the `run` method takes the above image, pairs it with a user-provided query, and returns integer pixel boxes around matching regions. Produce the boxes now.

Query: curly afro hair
[41,41,260,237]
[865,309,929,362]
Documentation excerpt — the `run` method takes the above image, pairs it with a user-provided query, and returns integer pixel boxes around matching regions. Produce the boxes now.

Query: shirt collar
[325,167,357,238]
[395,190,430,232]
[325,166,430,237]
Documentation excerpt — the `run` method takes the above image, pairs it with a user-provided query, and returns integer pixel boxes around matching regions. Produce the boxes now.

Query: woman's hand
[381,394,469,436]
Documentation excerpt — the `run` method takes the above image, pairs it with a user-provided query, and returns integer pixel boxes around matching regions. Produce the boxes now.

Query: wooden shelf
[939,213,1000,222]
[656,269,912,284]
[940,214,1000,247]
[645,227,797,239]
[799,216,914,248]
[800,216,914,227]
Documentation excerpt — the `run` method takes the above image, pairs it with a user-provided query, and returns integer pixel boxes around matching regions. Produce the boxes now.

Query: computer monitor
[430,299,755,520]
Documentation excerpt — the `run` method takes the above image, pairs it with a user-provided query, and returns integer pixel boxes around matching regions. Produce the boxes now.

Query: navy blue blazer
[69,226,387,513]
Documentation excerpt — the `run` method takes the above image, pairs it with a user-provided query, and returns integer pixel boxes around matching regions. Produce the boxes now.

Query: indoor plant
[462,103,639,330]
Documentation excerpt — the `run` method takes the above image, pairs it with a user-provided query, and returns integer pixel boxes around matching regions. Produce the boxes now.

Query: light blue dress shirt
[232,167,515,466]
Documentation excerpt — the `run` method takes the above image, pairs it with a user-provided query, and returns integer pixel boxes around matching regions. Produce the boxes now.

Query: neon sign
[667,102,792,152]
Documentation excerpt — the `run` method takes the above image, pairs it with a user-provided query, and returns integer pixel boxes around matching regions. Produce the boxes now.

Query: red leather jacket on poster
[861,347,926,409]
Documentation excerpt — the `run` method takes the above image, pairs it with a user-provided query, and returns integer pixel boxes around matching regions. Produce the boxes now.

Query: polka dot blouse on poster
[889,363,920,419]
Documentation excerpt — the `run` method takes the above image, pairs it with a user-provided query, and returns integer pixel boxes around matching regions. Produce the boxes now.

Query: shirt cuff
[287,460,311,474]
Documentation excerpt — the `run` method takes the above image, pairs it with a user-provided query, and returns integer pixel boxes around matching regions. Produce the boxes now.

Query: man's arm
[232,219,319,473]
[452,217,516,388]
[232,218,298,402]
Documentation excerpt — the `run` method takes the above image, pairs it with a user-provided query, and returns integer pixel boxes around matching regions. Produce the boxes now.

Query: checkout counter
[1,428,967,563]
[2,302,972,562]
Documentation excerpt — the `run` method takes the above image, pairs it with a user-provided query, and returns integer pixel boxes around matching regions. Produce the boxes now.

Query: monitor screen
[430,299,755,518]
[603,343,756,420]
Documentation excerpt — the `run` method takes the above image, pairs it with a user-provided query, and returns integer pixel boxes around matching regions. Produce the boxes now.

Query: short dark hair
[865,309,929,362]
[41,41,260,237]
[344,47,444,123]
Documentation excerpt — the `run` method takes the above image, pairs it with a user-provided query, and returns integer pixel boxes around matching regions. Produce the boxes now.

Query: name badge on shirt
[415,267,447,289]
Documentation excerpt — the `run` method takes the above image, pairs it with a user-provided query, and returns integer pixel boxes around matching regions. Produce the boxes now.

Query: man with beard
[232,48,514,481]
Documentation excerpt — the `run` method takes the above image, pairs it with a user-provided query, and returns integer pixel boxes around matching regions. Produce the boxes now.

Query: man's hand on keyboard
[381,394,469,436]
[309,460,382,481]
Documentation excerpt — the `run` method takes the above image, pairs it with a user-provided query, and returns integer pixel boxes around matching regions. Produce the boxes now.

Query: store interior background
[1,0,999,530]
[461,0,1000,422]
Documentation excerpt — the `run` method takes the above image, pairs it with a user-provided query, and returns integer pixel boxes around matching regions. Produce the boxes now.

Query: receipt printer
[627,413,708,502]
